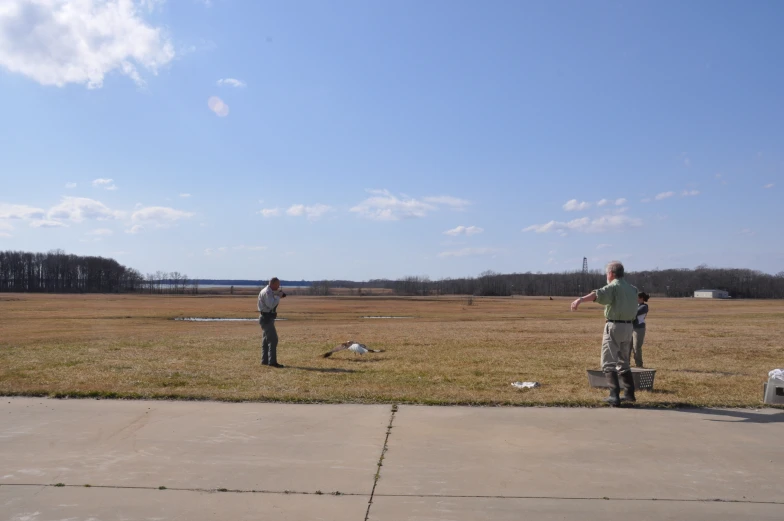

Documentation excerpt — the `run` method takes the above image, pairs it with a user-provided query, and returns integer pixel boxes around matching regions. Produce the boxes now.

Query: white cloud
[286,203,333,221]
[597,199,609,207]
[444,225,484,236]
[92,178,118,190]
[0,221,13,231]
[615,198,627,205]
[654,191,674,201]
[0,203,45,219]
[208,96,229,117]
[259,208,281,218]
[87,228,113,236]
[740,228,756,237]
[523,215,643,234]
[65,182,77,189]
[30,219,68,228]
[131,206,194,223]
[0,232,12,238]
[0,0,175,88]
[681,190,700,197]
[204,246,228,256]
[179,193,191,198]
[596,243,612,250]
[421,195,471,209]
[217,78,246,88]
[234,245,266,251]
[563,199,591,212]
[351,190,470,221]
[764,183,774,189]
[126,224,144,234]
[48,197,122,222]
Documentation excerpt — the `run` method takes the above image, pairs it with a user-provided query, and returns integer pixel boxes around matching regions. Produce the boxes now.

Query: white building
[694,289,729,299]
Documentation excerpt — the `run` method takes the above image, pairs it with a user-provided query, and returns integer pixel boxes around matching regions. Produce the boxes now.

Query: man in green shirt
[571,261,639,406]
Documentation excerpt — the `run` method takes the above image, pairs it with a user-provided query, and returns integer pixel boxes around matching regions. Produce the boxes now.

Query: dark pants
[260,315,279,365]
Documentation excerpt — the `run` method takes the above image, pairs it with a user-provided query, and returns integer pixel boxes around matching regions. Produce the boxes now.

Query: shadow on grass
[288,366,358,374]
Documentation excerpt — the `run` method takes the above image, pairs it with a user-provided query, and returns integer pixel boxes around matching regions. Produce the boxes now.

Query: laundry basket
[587,368,656,390]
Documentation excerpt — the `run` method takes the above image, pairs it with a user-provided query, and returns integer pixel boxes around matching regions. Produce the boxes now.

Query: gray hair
[606,261,625,278]
[269,277,280,285]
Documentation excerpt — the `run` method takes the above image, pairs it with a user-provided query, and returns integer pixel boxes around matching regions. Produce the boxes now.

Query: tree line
[376,266,784,299]
[2,250,782,298]
[0,250,197,294]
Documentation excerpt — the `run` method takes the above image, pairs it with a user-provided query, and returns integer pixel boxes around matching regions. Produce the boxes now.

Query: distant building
[694,289,729,299]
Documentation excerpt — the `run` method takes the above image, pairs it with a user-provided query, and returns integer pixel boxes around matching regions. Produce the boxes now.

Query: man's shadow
[673,407,784,424]
[288,366,358,374]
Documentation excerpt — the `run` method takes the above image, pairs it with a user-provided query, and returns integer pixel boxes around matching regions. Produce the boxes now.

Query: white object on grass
[769,369,784,381]
[511,381,540,389]
[323,341,385,358]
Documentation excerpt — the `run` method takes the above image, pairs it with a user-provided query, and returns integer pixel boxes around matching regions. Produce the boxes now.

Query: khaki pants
[601,322,633,374]
[260,315,279,365]
[632,327,646,367]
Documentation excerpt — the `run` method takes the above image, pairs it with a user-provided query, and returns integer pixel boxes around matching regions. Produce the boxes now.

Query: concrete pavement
[1,398,782,520]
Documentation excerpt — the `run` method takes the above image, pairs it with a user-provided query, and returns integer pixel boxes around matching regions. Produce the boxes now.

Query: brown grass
[0,293,781,407]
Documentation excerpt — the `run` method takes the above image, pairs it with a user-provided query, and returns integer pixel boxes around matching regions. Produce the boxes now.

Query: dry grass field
[1,293,781,407]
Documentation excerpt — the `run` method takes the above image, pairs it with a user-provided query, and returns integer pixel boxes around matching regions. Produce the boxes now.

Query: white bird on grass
[322,340,385,358]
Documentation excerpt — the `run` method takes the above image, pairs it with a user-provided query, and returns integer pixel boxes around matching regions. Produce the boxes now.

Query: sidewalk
[2,398,782,520]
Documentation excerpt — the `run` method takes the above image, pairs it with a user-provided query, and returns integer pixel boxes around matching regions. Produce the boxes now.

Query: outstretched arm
[571,292,597,311]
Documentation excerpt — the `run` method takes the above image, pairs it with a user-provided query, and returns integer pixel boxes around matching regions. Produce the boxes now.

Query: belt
[606,319,632,323]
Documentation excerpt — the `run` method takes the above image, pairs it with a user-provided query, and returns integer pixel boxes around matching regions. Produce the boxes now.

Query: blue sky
[0,0,781,280]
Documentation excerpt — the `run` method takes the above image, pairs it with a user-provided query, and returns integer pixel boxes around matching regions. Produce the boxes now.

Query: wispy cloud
[655,191,674,201]
[217,78,246,88]
[421,195,471,209]
[65,182,77,189]
[596,243,612,250]
[615,198,627,206]
[259,208,281,218]
[563,199,591,212]
[681,190,700,197]
[29,219,68,228]
[523,215,643,235]
[204,246,228,256]
[351,190,470,221]
[285,204,333,221]
[87,228,114,236]
[233,245,266,251]
[740,228,757,237]
[438,247,499,258]
[444,225,484,236]
[179,193,191,198]
[597,199,609,207]
[0,0,175,89]
[0,204,46,220]
[131,206,194,224]
[48,197,123,222]
[208,96,229,117]
[764,183,775,189]
[125,225,144,234]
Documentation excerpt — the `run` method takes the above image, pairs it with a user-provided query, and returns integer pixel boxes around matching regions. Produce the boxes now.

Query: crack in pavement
[2,483,781,506]
[364,403,397,521]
